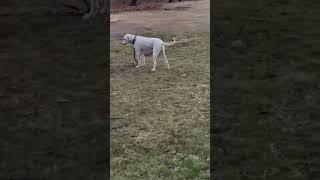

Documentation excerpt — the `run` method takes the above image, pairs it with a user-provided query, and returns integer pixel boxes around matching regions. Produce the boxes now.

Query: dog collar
[132,35,137,44]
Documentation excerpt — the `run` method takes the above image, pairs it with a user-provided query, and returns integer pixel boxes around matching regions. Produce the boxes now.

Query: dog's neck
[132,35,137,45]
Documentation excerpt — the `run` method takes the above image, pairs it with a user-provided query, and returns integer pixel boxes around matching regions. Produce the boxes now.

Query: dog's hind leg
[151,46,162,71]
[161,45,169,69]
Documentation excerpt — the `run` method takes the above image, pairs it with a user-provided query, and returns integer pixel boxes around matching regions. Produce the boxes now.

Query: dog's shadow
[115,64,147,74]
[116,63,166,74]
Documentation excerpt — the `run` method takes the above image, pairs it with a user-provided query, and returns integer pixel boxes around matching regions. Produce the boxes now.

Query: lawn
[110,32,210,179]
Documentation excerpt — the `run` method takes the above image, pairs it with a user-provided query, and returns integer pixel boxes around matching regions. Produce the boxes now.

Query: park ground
[110,0,210,179]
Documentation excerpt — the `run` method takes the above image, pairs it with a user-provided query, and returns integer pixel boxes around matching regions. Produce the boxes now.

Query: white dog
[82,0,107,19]
[121,34,176,71]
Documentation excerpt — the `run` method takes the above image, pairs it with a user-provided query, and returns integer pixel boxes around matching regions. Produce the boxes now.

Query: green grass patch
[110,32,210,179]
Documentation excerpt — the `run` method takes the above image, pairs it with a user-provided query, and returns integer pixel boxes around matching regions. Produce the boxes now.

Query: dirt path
[110,0,210,40]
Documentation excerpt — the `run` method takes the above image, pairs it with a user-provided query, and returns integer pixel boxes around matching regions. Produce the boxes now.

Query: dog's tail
[163,36,176,46]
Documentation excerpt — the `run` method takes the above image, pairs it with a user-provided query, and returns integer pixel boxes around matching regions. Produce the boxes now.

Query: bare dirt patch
[110,0,210,40]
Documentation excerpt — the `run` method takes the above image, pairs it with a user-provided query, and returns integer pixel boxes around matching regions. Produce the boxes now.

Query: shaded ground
[3,0,318,179]
[213,0,320,179]
[0,3,107,180]
[110,0,210,179]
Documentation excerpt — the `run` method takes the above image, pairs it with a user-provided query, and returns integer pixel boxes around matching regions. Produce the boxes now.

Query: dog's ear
[123,34,128,40]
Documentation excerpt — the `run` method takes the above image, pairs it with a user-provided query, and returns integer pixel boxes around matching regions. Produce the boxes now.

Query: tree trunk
[129,0,138,6]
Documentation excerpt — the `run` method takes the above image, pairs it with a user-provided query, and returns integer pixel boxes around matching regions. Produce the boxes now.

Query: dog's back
[135,36,163,49]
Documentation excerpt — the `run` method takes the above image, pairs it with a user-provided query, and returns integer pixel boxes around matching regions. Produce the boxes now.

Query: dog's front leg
[141,54,146,66]
[135,51,142,68]
[133,47,138,66]
[138,54,143,67]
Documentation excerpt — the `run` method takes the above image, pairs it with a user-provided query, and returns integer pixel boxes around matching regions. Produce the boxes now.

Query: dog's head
[121,34,134,45]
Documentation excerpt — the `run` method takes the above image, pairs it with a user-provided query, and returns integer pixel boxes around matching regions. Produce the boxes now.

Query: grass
[110,32,210,179]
